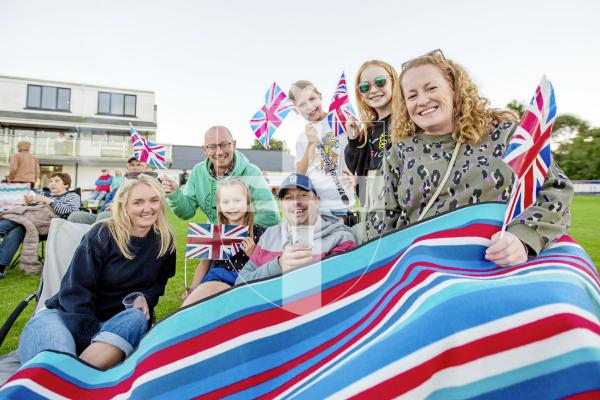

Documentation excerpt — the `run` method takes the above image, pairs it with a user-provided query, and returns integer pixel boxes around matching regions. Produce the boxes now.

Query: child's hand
[240,237,256,257]
[485,231,528,267]
[342,170,356,189]
[347,116,360,140]
[305,123,318,144]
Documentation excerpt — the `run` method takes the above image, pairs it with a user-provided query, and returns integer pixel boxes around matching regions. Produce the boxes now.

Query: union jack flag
[327,72,357,136]
[249,82,294,148]
[130,123,167,169]
[502,76,557,226]
[185,223,249,260]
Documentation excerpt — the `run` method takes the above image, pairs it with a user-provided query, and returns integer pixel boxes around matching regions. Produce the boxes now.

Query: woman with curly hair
[365,50,574,267]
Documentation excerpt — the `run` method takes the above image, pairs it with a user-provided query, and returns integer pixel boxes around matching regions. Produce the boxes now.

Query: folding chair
[0,219,91,384]
[5,188,82,271]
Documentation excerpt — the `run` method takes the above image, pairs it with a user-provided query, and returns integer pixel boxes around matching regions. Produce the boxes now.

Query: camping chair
[5,188,82,271]
[0,219,91,384]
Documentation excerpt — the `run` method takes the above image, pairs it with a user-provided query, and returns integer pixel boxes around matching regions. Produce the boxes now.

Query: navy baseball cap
[278,173,317,199]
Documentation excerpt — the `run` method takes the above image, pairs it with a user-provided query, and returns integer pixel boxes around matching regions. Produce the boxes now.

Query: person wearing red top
[89,169,113,201]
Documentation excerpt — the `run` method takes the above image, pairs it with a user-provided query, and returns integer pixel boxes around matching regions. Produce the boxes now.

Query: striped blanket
[1,202,599,399]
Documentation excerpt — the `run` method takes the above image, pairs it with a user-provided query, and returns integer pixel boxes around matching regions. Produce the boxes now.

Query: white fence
[573,181,600,195]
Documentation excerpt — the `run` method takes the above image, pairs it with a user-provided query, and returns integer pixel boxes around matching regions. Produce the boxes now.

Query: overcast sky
[1,0,599,154]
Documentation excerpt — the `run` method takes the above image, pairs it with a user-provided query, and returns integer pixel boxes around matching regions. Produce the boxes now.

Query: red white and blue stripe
[2,203,598,399]
[249,82,294,148]
[502,76,557,225]
[327,72,357,136]
[130,123,167,169]
[185,223,249,260]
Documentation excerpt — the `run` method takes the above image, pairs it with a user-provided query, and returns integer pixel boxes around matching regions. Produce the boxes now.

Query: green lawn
[1,196,599,356]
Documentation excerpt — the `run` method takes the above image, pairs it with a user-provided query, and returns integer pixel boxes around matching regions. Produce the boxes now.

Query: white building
[0,75,171,194]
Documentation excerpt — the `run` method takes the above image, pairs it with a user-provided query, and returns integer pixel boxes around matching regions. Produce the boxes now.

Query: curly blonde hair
[392,53,517,144]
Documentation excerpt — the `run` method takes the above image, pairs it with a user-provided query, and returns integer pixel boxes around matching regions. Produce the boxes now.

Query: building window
[26,85,71,111]
[98,92,136,116]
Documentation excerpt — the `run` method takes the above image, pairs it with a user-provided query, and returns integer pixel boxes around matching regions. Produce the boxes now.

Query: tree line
[507,101,600,180]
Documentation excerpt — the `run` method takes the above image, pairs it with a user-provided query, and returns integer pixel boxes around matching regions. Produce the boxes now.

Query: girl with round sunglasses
[345,60,400,209]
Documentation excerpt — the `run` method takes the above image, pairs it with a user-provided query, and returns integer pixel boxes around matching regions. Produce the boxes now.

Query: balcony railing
[0,136,172,164]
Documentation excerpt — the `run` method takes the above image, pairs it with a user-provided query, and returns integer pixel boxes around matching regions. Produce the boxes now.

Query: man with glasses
[161,125,279,227]
[68,157,148,224]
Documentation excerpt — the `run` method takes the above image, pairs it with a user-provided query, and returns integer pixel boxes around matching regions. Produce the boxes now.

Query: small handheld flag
[130,123,167,169]
[502,76,557,229]
[249,82,294,148]
[327,72,357,136]
[185,223,249,260]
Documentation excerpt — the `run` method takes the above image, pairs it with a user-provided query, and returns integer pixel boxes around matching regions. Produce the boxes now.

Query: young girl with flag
[289,80,355,223]
[345,60,400,209]
[182,179,265,306]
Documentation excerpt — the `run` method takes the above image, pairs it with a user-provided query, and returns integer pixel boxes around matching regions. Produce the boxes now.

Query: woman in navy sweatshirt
[18,174,176,369]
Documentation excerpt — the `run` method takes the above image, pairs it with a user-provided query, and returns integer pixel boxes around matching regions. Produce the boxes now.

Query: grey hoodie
[235,215,357,285]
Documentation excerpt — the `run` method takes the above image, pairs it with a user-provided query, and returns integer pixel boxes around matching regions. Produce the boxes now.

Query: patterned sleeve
[364,144,404,241]
[50,192,81,217]
[507,159,574,255]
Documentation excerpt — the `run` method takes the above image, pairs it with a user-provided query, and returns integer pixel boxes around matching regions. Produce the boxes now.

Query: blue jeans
[0,219,25,266]
[88,191,107,201]
[18,308,148,364]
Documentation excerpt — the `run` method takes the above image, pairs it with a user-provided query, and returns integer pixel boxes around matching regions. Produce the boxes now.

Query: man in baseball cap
[235,173,356,284]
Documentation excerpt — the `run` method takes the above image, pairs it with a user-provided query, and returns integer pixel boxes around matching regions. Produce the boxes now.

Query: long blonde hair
[216,178,256,238]
[355,60,400,148]
[392,53,517,144]
[103,174,175,260]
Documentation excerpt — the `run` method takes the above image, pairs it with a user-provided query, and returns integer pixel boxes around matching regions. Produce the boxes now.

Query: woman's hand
[485,231,528,267]
[240,237,256,257]
[132,295,151,320]
[342,170,356,189]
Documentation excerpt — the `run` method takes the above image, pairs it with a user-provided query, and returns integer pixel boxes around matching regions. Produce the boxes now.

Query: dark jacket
[46,223,176,352]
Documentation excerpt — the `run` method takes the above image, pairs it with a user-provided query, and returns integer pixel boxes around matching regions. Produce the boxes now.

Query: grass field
[1,196,599,357]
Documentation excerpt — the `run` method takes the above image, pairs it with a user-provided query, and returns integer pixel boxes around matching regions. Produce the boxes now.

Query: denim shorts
[202,267,238,286]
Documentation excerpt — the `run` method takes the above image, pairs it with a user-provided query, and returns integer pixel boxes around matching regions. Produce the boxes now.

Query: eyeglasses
[357,76,389,94]
[401,48,446,70]
[204,142,233,153]
[125,171,159,179]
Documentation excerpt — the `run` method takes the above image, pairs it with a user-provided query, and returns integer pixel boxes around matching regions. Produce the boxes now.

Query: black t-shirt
[367,115,391,171]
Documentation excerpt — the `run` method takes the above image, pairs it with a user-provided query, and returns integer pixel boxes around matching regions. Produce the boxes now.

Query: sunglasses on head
[401,48,446,70]
[125,171,159,179]
[357,76,389,94]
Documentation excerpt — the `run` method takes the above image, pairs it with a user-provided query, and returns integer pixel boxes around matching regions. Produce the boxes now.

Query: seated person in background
[18,174,176,369]
[68,157,147,224]
[88,169,112,201]
[0,172,80,278]
[236,173,356,284]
